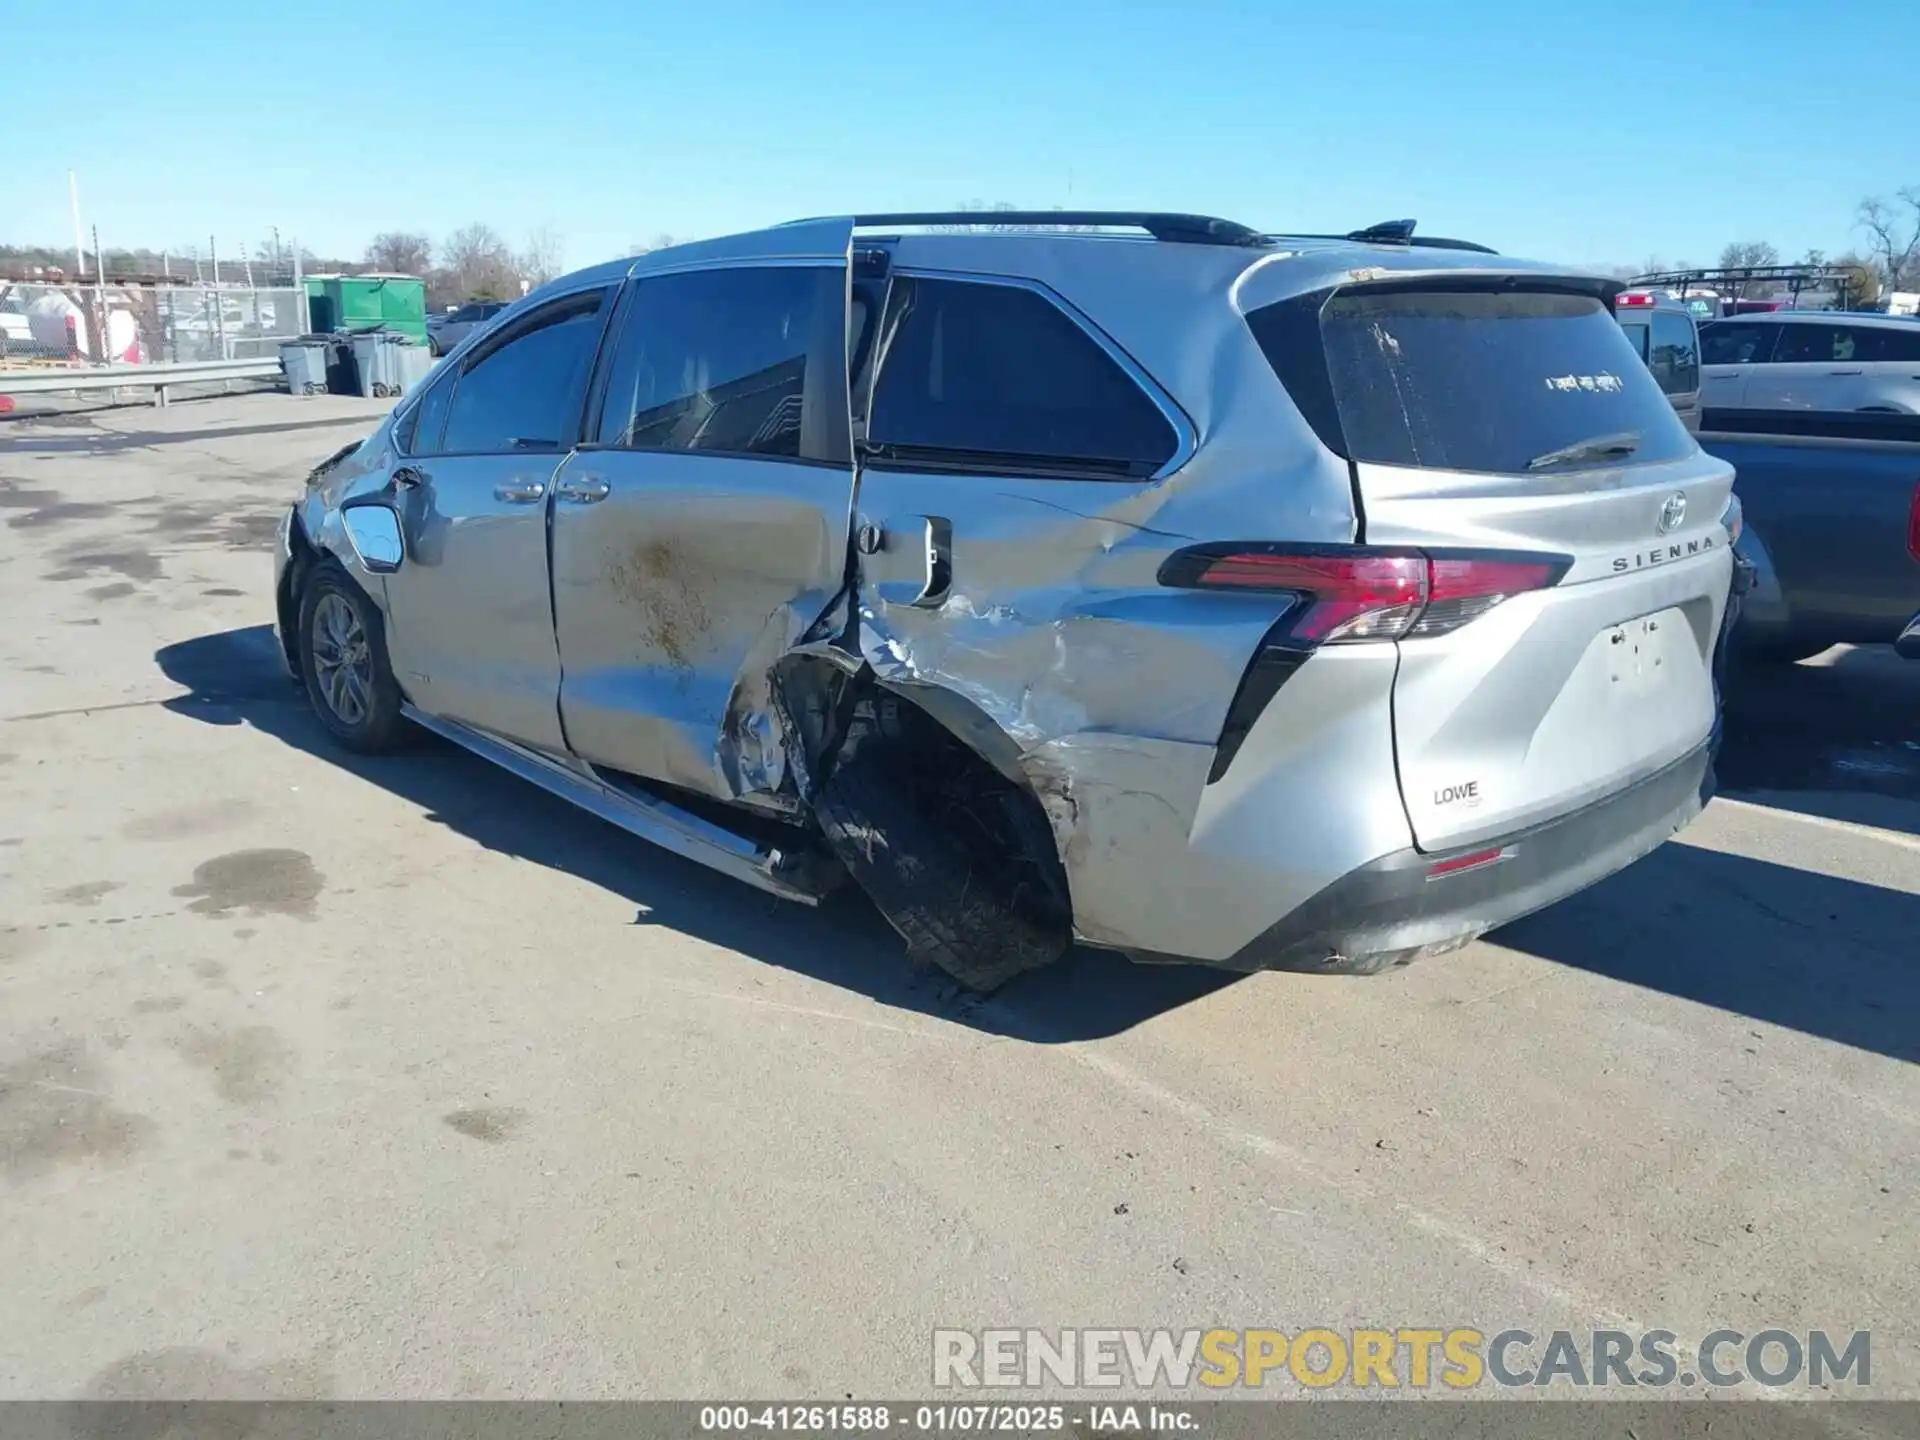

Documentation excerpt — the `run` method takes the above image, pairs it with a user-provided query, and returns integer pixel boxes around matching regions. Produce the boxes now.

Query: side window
[1772,323,1851,364]
[1858,326,1920,363]
[1649,311,1699,396]
[867,276,1179,478]
[441,289,609,454]
[397,361,457,456]
[593,266,844,461]
[1700,322,1779,366]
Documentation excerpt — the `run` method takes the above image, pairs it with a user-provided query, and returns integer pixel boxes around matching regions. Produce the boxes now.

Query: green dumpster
[304,274,428,343]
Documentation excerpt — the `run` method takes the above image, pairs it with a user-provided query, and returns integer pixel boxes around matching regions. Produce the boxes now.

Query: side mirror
[339,500,405,574]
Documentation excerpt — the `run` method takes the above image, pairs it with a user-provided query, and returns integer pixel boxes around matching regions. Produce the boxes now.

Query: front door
[1699,319,1780,409]
[379,285,614,752]
[549,223,856,797]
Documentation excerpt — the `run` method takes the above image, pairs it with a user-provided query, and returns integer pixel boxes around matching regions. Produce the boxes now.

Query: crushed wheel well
[806,679,1075,990]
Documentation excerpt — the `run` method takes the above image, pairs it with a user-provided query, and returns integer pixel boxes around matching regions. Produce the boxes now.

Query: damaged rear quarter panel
[847,235,1374,957]
[853,464,1336,956]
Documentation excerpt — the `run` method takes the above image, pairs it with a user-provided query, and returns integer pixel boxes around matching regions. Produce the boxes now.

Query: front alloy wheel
[297,560,409,753]
[310,591,372,726]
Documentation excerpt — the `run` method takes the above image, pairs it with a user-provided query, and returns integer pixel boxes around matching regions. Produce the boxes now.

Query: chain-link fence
[142,286,305,362]
[0,281,306,366]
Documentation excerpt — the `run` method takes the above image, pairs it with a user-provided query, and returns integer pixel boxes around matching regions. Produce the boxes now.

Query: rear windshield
[1251,287,1696,474]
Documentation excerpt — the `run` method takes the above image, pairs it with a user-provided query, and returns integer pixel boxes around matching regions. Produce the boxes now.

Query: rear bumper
[1897,610,1920,661]
[1130,738,1714,974]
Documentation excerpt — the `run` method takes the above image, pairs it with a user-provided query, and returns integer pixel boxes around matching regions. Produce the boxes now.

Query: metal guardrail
[0,357,282,406]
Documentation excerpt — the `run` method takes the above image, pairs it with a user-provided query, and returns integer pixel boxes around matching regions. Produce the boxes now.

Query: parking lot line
[1713,795,1920,854]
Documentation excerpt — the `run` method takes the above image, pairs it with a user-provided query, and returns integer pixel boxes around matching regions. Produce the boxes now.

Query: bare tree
[1717,240,1780,297]
[365,231,433,276]
[517,226,566,287]
[440,223,520,301]
[1856,188,1920,295]
[1833,251,1883,307]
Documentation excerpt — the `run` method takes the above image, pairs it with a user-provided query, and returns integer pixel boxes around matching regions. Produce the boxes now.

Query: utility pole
[211,236,227,358]
[68,170,83,282]
[91,223,106,362]
[293,237,307,333]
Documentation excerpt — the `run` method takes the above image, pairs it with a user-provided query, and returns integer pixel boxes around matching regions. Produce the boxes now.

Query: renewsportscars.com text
[933,1327,1871,1391]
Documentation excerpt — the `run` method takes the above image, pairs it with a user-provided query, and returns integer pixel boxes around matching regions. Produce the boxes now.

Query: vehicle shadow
[1492,837,1920,1064]
[1718,644,1920,835]
[153,625,1240,1044]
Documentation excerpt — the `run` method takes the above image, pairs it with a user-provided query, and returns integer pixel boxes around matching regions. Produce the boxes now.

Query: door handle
[908,515,953,607]
[493,479,547,504]
[864,514,953,608]
[1828,369,1862,376]
[553,475,611,504]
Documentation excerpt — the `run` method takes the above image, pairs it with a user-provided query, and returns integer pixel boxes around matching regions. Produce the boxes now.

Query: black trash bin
[300,334,356,397]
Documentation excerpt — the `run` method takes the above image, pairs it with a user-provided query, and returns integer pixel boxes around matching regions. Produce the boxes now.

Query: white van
[1699,311,1920,413]
[1615,290,1702,429]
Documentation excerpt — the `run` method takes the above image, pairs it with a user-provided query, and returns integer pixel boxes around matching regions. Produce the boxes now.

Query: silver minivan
[275,212,1734,990]
[1700,311,1920,413]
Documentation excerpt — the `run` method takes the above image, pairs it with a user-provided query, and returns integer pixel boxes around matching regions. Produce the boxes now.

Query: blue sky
[10,0,1916,274]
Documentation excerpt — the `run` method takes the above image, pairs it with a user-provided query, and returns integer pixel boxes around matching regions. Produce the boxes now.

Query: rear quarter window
[867,276,1179,478]
[1252,287,1696,474]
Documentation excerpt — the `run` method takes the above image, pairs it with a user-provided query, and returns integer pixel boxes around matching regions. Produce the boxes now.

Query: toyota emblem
[1657,492,1687,534]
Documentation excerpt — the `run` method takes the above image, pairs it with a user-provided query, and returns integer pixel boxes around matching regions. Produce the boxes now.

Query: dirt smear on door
[606,538,715,678]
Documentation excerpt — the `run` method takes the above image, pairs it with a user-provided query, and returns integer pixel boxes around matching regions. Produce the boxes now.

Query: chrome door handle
[904,515,953,607]
[493,479,547,503]
[554,476,611,504]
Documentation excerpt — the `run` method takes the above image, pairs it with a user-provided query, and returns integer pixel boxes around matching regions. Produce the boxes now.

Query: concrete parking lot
[2,395,1916,1405]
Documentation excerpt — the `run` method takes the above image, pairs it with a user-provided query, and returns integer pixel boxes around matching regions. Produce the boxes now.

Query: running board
[401,706,832,905]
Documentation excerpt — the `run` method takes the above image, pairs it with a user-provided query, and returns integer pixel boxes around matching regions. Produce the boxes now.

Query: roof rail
[836,211,1270,247]
[1404,235,1499,255]
[1279,219,1498,255]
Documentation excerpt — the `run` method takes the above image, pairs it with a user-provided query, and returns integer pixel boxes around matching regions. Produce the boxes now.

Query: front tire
[297,561,409,753]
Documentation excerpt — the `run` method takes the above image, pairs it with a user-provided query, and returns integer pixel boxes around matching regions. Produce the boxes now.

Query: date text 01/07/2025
[697,1403,1200,1433]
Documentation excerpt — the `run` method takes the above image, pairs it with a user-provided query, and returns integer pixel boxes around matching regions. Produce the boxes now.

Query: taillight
[1720,494,1744,545]
[1616,292,1655,308]
[1159,544,1570,643]
[1909,481,1920,562]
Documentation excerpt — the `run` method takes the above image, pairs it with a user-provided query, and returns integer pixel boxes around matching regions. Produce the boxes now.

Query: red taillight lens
[1180,551,1427,641]
[1616,292,1655,307]
[1161,545,1569,643]
[1415,555,1564,636]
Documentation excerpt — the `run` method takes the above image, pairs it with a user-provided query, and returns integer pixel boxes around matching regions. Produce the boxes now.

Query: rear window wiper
[1525,431,1642,471]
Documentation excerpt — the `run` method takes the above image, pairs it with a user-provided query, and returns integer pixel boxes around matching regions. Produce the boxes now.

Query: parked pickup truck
[1702,408,1920,662]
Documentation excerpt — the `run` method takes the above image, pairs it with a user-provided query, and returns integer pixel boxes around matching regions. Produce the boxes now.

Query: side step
[401,706,834,905]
